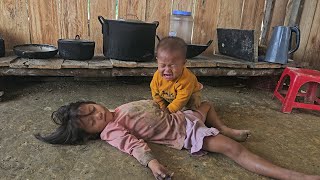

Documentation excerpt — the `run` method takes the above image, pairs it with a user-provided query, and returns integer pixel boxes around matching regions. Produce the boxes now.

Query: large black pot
[58,35,95,60]
[98,16,159,62]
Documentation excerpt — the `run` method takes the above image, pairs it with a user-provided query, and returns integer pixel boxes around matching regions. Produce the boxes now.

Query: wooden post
[284,0,304,26]
[260,0,274,45]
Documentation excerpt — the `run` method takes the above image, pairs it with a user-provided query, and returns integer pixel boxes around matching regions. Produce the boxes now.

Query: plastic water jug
[169,10,193,44]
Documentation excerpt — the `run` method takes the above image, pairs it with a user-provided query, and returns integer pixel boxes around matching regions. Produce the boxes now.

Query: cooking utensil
[58,35,95,60]
[98,16,159,62]
[264,26,300,64]
[186,40,213,58]
[13,44,58,59]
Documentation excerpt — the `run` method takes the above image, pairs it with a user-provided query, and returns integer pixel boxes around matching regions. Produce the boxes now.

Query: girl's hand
[148,159,174,180]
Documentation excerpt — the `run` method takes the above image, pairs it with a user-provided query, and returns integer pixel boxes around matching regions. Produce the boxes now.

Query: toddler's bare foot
[220,127,251,142]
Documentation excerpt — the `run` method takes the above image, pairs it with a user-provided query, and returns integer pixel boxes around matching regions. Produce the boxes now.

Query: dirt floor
[0,77,319,180]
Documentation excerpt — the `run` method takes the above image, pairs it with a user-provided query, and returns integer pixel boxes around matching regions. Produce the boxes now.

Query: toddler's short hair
[156,36,187,58]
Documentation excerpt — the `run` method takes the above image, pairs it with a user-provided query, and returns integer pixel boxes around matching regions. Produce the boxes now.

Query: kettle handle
[288,26,300,54]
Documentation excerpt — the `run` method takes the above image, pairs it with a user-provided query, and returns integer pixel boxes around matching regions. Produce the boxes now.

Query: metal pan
[13,44,58,59]
[186,40,213,59]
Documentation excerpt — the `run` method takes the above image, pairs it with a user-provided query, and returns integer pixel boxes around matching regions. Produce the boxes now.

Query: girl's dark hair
[156,36,187,58]
[34,101,100,145]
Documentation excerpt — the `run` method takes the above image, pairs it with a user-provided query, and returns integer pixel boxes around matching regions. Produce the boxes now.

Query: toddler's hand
[148,159,174,180]
[161,107,170,114]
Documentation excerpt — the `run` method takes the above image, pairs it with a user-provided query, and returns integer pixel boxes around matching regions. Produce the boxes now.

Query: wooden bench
[0,54,296,77]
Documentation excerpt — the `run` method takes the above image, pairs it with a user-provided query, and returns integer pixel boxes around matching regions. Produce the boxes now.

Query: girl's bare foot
[288,171,320,180]
[220,127,251,142]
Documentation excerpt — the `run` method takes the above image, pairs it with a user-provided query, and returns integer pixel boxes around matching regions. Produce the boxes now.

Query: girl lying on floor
[35,100,320,180]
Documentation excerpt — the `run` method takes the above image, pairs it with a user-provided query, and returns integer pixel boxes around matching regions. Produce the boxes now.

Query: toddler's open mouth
[163,74,173,80]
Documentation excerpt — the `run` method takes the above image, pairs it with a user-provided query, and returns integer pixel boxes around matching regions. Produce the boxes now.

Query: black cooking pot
[58,35,95,60]
[98,16,159,62]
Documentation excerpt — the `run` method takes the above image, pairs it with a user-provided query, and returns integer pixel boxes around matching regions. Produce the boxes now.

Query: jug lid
[172,10,191,16]
[108,19,158,26]
[119,18,144,23]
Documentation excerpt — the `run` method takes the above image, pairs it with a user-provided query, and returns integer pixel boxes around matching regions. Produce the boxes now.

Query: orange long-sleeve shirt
[150,67,202,113]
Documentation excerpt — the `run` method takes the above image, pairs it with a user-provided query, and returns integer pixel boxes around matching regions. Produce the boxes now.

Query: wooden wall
[293,0,320,69]
[0,0,319,69]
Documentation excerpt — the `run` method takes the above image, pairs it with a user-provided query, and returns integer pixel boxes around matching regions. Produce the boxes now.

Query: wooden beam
[284,0,304,26]
[111,67,283,77]
[62,60,89,69]
[293,0,317,61]
[0,66,283,77]
[0,68,112,77]
[261,0,275,45]
[190,67,283,76]
[0,56,18,67]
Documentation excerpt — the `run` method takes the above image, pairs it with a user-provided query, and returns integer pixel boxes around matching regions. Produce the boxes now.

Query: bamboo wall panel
[261,0,274,45]
[301,1,320,68]
[59,0,89,39]
[217,0,243,29]
[172,0,193,12]
[0,0,30,49]
[193,0,220,55]
[293,0,318,62]
[241,0,265,34]
[266,0,289,42]
[118,0,147,21]
[89,0,116,54]
[146,0,171,40]
[28,0,60,45]
[284,0,303,26]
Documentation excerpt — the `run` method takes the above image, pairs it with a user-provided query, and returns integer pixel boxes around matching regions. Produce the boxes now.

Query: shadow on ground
[0,77,319,179]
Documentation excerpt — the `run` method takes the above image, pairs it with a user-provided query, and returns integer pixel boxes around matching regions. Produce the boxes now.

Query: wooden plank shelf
[0,54,296,77]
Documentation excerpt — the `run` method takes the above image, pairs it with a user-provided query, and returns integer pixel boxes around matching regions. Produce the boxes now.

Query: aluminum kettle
[264,26,300,64]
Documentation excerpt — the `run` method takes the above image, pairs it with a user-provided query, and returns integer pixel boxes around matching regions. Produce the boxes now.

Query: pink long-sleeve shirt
[100,100,186,166]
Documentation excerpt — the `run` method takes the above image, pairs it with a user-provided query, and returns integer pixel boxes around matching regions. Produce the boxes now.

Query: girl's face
[156,50,186,81]
[78,104,113,134]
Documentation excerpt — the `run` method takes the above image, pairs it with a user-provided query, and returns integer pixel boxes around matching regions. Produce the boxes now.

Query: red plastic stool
[273,67,320,113]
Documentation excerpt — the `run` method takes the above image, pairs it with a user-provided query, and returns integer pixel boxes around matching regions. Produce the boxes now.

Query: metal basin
[13,44,58,59]
[187,40,213,58]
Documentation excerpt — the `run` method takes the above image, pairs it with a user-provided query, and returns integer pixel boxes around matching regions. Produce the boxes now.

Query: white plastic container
[169,10,193,44]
